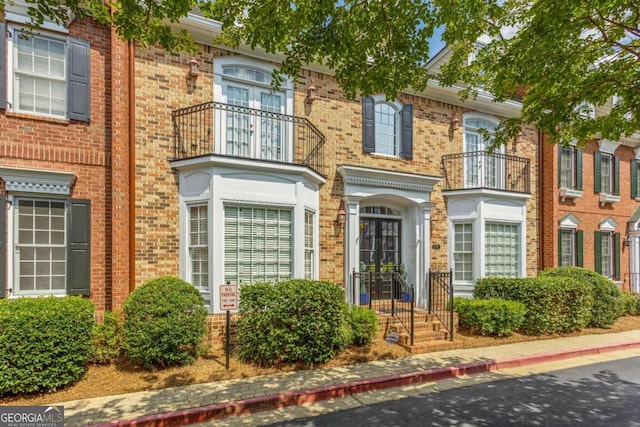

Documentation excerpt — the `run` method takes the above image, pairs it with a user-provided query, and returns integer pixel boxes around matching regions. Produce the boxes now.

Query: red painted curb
[87,340,640,427]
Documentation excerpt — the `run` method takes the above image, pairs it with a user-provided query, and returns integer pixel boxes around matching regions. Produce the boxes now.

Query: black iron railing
[441,151,530,194]
[352,269,414,344]
[428,269,454,341]
[172,101,326,175]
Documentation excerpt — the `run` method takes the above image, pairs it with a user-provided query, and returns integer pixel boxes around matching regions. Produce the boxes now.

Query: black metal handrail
[441,151,530,194]
[428,269,454,341]
[352,269,414,344]
[171,101,326,175]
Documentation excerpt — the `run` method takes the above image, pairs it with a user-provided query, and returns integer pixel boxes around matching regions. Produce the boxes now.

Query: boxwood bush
[474,276,593,335]
[348,305,379,346]
[0,296,94,396]
[622,291,640,316]
[453,297,526,337]
[539,267,624,328]
[89,310,124,365]
[123,276,208,370]
[236,280,349,366]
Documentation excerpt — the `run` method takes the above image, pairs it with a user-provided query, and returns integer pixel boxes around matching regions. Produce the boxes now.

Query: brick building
[0,3,132,312]
[131,14,539,344]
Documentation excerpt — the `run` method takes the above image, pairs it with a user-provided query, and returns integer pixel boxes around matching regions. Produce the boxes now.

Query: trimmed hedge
[0,296,94,396]
[90,310,124,365]
[348,305,379,346]
[474,276,593,335]
[539,267,624,328]
[622,291,640,316]
[454,297,526,337]
[123,276,208,370]
[236,280,349,366]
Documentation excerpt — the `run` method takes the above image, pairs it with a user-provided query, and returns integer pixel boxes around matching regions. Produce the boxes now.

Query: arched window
[362,96,413,159]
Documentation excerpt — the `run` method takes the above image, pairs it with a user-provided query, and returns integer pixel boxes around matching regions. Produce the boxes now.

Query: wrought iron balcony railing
[172,101,326,175]
[441,151,530,194]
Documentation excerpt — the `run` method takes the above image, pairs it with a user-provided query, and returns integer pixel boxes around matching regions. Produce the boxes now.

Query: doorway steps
[376,309,461,354]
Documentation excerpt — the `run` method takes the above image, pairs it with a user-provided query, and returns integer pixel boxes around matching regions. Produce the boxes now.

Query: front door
[359,218,401,299]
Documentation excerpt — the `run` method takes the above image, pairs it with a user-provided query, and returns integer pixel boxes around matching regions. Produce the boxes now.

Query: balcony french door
[223,81,286,161]
[464,131,504,189]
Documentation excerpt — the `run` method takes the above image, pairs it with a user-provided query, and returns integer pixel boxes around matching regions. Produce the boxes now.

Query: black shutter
[400,104,413,159]
[557,229,563,266]
[615,232,621,280]
[575,149,583,191]
[614,156,620,196]
[0,22,6,111]
[632,160,638,198]
[594,231,602,275]
[362,96,375,153]
[0,194,5,298]
[576,230,583,267]
[594,152,602,193]
[67,199,91,296]
[557,148,563,188]
[67,38,90,122]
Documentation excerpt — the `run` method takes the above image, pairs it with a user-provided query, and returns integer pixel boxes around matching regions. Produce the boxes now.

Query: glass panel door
[224,82,251,157]
[359,218,401,300]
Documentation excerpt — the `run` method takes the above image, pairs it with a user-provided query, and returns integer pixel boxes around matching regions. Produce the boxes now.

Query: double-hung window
[595,231,620,280]
[453,223,473,282]
[631,159,640,198]
[594,152,619,196]
[304,210,314,280]
[558,147,583,191]
[558,229,583,267]
[362,96,413,159]
[1,24,90,121]
[188,204,209,305]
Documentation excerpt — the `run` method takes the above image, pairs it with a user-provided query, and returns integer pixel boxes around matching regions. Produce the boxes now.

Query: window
[224,206,292,285]
[3,25,90,121]
[558,229,583,267]
[631,159,640,198]
[485,223,520,277]
[595,230,620,280]
[453,223,473,281]
[0,196,91,298]
[189,204,209,304]
[558,147,582,190]
[304,210,314,280]
[362,96,413,159]
[594,152,619,196]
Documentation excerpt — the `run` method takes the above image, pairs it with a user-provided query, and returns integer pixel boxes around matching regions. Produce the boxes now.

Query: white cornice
[337,165,441,193]
[0,167,76,195]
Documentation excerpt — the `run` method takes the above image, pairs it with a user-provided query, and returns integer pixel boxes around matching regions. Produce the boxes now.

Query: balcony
[171,102,326,176]
[441,151,530,194]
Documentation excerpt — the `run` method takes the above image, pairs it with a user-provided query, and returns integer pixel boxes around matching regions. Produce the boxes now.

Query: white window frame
[559,147,577,189]
[7,25,68,119]
[304,209,315,280]
[453,222,473,282]
[484,222,520,278]
[371,95,403,157]
[600,153,613,195]
[463,113,504,189]
[600,231,613,278]
[11,196,68,297]
[559,229,576,267]
[187,203,210,305]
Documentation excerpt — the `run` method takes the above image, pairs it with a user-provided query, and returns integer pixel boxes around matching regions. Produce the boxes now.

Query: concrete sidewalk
[59,330,640,427]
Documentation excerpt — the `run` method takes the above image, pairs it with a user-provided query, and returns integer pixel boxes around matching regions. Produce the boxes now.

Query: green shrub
[236,280,349,366]
[0,296,94,396]
[474,276,593,335]
[622,291,640,316]
[539,267,624,328]
[123,276,208,370]
[454,297,526,337]
[348,305,379,346]
[90,311,124,365]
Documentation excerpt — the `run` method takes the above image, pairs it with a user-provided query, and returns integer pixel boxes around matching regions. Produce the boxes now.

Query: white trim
[559,213,581,229]
[0,167,76,195]
[598,139,621,154]
[5,11,70,34]
[599,216,619,232]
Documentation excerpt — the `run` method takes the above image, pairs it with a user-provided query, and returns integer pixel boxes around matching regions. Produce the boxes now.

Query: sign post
[220,282,238,370]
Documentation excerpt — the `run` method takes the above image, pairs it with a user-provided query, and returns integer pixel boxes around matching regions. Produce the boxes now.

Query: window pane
[453,223,473,281]
[188,204,210,306]
[485,223,519,277]
[375,103,397,156]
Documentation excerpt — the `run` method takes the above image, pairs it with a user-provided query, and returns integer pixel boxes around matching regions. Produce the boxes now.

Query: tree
[5,0,638,147]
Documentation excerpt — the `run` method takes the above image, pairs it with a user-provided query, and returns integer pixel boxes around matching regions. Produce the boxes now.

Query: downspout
[537,129,544,273]
[128,40,136,294]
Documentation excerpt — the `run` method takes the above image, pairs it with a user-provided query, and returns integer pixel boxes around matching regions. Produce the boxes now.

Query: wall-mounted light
[450,112,460,131]
[515,131,525,144]
[306,80,318,104]
[624,237,630,247]
[337,200,346,227]
[188,57,200,78]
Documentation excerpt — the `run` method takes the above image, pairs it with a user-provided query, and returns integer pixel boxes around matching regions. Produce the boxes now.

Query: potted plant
[359,262,370,305]
[398,264,413,302]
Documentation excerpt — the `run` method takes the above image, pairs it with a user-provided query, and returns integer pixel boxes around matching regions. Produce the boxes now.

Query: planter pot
[360,293,370,305]
[401,291,412,302]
